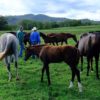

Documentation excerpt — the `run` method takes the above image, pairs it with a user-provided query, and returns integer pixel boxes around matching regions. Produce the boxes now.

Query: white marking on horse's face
[78,82,82,92]
[68,81,74,88]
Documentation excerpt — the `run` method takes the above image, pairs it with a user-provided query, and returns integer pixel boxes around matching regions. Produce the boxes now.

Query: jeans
[19,42,24,57]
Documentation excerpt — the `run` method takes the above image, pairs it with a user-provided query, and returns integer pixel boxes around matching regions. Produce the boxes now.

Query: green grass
[0,25,100,100]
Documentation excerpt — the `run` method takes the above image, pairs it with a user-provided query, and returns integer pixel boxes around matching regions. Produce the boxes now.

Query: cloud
[0,0,100,21]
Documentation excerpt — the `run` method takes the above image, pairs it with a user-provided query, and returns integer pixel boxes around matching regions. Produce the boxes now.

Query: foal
[24,45,82,92]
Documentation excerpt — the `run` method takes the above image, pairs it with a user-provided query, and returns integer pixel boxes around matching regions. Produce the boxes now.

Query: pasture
[0,25,100,100]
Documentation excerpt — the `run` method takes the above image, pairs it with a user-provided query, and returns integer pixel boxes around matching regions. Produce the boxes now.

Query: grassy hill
[0,25,100,100]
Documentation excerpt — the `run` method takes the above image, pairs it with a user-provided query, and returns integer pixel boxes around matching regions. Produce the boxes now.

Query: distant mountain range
[5,14,100,25]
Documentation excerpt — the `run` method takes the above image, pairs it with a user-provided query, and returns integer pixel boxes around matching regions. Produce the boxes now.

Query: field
[0,25,100,100]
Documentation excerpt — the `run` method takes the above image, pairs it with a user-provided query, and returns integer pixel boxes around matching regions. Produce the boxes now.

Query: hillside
[5,14,100,25]
[5,14,67,25]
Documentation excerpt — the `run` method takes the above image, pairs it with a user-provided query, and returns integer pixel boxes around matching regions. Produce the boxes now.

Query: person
[17,26,25,57]
[30,27,41,45]
[30,27,41,59]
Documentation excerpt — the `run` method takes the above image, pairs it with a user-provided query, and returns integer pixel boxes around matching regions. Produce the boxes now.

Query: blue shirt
[30,31,41,45]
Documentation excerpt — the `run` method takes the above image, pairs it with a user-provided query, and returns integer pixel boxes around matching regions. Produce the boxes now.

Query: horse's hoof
[91,70,94,73]
[78,82,83,93]
[48,84,51,86]
[16,77,20,81]
[97,76,99,79]
[8,79,11,82]
[80,71,82,74]
[68,81,74,88]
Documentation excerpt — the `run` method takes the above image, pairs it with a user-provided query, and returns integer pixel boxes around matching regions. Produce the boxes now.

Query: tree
[0,16,8,30]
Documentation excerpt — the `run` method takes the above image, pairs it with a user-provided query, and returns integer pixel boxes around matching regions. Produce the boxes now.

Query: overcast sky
[0,0,100,21]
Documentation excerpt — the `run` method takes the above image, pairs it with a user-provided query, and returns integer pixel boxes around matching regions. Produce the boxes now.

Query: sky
[0,0,100,21]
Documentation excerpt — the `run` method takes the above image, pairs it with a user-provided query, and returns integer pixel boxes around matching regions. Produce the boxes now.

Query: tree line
[0,16,99,30]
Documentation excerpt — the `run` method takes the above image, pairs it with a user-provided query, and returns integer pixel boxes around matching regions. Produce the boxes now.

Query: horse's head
[40,32,46,37]
[24,46,34,61]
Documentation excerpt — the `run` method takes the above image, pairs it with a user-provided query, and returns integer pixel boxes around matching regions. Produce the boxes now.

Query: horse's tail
[88,36,92,51]
[0,51,6,60]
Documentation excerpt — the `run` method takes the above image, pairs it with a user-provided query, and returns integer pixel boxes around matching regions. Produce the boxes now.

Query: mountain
[5,14,100,25]
[5,14,67,25]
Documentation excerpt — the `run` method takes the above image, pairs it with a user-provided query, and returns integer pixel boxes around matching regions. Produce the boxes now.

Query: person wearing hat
[17,26,25,57]
[30,27,41,45]
[30,27,41,59]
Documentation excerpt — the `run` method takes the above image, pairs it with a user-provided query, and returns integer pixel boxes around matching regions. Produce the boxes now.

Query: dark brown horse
[47,33,77,45]
[77,32,100,78]
[23,32,31,45]
[40,32,58,45]
[24,45,82,92]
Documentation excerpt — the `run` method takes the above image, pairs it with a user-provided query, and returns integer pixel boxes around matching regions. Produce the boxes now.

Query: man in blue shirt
[30,27,41,45]
[30,27,41,59]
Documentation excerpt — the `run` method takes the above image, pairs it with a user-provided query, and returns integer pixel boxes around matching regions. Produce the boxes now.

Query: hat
[32,27,37,31]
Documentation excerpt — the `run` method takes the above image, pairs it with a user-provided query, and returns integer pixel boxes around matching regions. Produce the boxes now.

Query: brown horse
[24,44,46,60]
[40,32,58,45]
[77,32,100,78]
[47,33,77,45]
[24,45,82,92]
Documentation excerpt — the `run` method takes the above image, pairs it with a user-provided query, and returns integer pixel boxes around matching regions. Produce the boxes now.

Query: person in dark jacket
[17,26,25,57]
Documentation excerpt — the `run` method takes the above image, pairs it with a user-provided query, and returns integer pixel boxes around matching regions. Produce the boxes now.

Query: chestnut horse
[47,33,77,45]
[24,45,82,92]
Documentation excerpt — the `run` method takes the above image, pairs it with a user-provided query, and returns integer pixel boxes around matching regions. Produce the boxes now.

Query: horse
[40,32,58,45]
[7,31,17,36]
[23,32,31,45]
[24,45,82,92]
[76,32,94,72]
[77,33,100,78]
[47,33,77,45]
[24,44,46,60]
[0,33,19,81]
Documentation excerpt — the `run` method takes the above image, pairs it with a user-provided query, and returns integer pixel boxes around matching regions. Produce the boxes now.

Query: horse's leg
[81,56,83,71]
[74,66,82,92]
[52,42,55,45]
[15,61,19,80]
[69,67,75,88]
[5,57,12,81]
[95,54,99,79]
[41,65,45,82]
[45,64,51,85]
[61,41,63,45]
[14,52,19,80]
[65,40,68,44]
[90,57,93,71]
[87,57,91,76]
